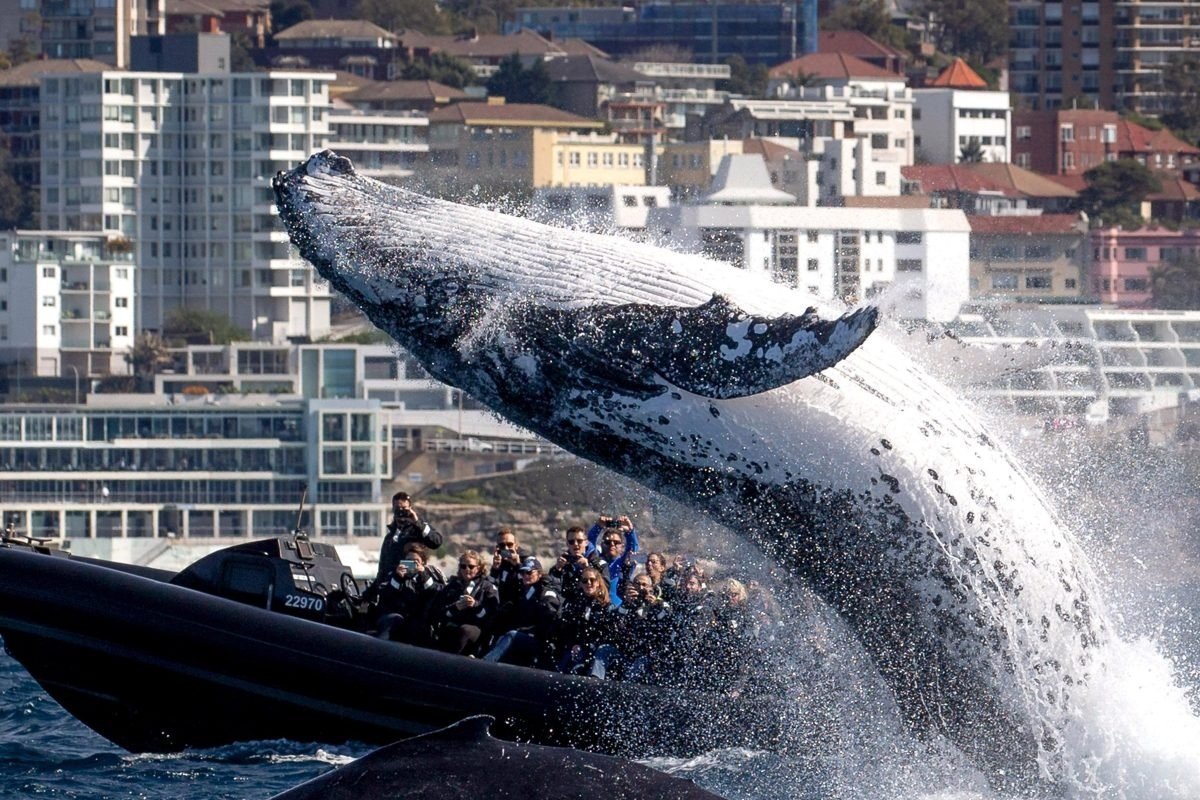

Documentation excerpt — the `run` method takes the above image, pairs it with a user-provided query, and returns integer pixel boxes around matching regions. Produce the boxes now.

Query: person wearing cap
[365,490,443,603]
[481,556,563,667]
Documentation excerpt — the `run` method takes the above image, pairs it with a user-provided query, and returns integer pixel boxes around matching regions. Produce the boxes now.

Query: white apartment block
[646,158,970,322]
[632,61,730,133]
[325,107,429,182]
[40,0,165,66]
[771,81,914,165]
[913,88,1011,164]
[39,71,335,344]
[0,231,135,377]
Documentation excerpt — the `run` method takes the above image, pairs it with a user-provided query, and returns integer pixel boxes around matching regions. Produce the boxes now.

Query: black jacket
[366,513,443,599]
[435,574,500,631]
[494,576,562,637]
[551,596,617,654]
[374,565,446,644]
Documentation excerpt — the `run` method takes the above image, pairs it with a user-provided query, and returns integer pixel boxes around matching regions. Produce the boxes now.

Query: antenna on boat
[293,483,308,539]
[291,484,315,561]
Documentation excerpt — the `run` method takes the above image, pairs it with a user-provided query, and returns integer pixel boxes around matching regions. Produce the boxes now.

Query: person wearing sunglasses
[550,567,619,679]
[434,550,499,656]
[549,525,604,601]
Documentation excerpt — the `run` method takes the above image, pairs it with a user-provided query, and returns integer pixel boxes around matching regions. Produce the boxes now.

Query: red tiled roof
[1041,174,1089,193]
[342,79,466,103]
[1149,174,1200,201]
[1116,120,1200,156]
[817,30,907,62]
[967,162,1079,198]
[768,52,899,81]
[901,164,1019,196]
[968,214,1086,234]
[928,57,988,89]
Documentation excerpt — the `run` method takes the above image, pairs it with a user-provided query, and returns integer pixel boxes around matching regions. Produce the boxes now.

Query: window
[1060,125,1074,142]
[991,274,1018,290]
[897,259,922,272]
[115,326,128,336]
[1025,245,1052,259]
[115,297,128,308]
[42,296,55,307]
[1063,152,1075,169]
[1124,278,1149,291]
[990,245,1017,259]
[897,232,922,244]
[623,195,637,207]
[807,258,819,271]
[875,171,886,185]
[42,325,56,335]
[1016,126,1032,140]
[1124,247,1147,260]
[807,230,819,243]
[1065,278,1077,289]
[1025,275,1052,289]
[42,267,56,278]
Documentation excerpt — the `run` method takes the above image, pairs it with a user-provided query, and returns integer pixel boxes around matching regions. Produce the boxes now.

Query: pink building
[1090,226,1200,308]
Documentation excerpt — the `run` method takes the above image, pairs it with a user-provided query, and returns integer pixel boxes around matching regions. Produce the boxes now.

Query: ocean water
[0,648,364,800]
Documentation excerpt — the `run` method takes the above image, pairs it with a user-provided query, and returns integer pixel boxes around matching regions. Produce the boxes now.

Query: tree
[398,51,478,88]
[356,0,449,33]
[958,137,985,163]
[485,52,556,105]
[269,0,312,37]
[1160,52,1200,142]
[1078,159,1161,230]
[822,0,909,50]
[721,54,769,97]
[915,0,1007,65]
[125,332,171,390]
[0,141,31,229]
[163,308,250,345]
[1150,256,1200,310]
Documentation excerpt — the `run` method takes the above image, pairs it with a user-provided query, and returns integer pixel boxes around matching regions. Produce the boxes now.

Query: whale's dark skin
[268,716,726,800]
[273,152,1109,792]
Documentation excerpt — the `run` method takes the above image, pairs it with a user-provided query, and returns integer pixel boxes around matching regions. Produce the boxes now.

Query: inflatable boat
[0,530,771,756]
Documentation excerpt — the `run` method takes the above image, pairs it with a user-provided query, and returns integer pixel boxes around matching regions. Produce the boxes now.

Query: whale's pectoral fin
[651,295,879,399]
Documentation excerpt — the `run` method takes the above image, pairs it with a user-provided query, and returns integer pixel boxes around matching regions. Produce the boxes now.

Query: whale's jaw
[274,152,1108,792]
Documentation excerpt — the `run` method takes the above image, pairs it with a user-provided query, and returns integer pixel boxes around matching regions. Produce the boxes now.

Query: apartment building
[913,58,1011,164]
[38,69,336,344]
[509,1,819,66]
[968,214,1090,303]
[325,106,429,182]
[1090,225,1200,308]
[1012,108,1200,175]
[40,0,165,66]
[1009,0,1200,116]
[0,58,110,195]
[646,155,971,322]
[420,101,624,195]
[0,231,136,378]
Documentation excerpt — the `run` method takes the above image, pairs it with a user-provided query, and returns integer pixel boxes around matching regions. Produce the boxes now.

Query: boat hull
[0,547,753,755]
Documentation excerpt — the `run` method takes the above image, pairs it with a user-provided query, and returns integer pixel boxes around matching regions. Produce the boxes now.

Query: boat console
[170,534,364,628]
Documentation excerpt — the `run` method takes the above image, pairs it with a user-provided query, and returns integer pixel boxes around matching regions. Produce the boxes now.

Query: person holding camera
[596,528,638,608]
[614,573,674,681]
[489,527,528,606]
[549,525,605,601]
[372,542,446,646]
[482,557,562,667]
[365,491,443,603]
[586,514,640,557]
[434,550,499,656]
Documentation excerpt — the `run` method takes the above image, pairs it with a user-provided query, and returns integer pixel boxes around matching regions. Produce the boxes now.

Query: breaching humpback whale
[268,716,724,800]
[274,151,1106,791]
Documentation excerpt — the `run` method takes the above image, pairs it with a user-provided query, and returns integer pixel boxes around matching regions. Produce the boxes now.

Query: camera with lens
[604,517,622,528]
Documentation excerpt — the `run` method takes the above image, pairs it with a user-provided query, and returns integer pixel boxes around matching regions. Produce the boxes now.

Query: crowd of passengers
[360,491,784,690]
